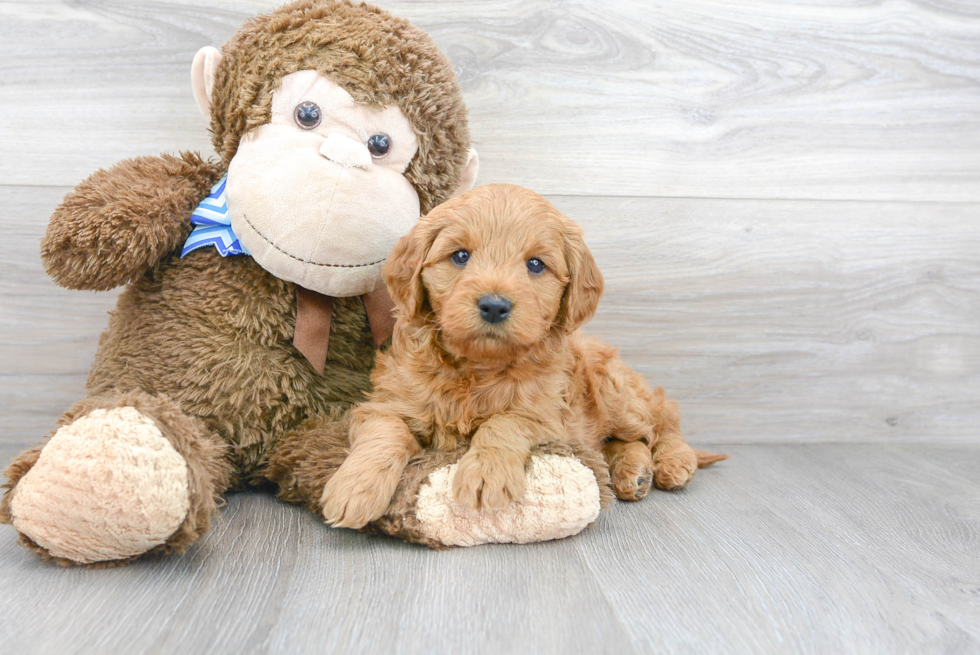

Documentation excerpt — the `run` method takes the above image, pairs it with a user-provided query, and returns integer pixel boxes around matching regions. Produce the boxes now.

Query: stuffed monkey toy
[0,0,606,564]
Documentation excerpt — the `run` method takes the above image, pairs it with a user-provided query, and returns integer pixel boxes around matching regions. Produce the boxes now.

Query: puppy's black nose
[478,294,512,324]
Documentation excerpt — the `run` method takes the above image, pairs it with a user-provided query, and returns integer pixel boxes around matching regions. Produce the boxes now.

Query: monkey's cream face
[226,70,421,296]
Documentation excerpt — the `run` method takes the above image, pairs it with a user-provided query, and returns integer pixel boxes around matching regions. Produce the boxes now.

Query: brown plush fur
[321,185,726,528]
[85,250,377,481]
[211,0,470,215]
[1,0,472,563]
[41,153,223,291]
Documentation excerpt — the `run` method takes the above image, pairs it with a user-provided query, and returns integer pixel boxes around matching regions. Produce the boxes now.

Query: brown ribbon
[293,286,396,375]
[362,287,397,349]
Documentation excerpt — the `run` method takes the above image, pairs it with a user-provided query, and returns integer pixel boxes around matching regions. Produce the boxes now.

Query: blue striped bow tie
[181,176,250,257]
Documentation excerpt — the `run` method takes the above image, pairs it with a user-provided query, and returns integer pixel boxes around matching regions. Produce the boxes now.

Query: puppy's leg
[587,355,660,498]
[646,398,699,491]
[321,413,419,529]
[452,415,534,511]
[587,347,701,494]
[635,388,729,490]
[602,440,654,501]
[614,385,698,491]
[609,387,727,491]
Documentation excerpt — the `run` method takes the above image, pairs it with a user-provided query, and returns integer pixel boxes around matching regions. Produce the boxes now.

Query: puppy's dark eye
[451,250,470,267]
[527,258,546,275]
[294,102,321,130]
[367,134,390,157]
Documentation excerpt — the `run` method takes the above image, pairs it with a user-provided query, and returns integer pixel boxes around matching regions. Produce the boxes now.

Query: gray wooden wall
[2,0,978,445]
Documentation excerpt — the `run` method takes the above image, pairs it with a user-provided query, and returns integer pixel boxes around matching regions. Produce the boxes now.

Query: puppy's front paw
[452,449,527,511]
[321,465,395,529]
[654,445,698,490]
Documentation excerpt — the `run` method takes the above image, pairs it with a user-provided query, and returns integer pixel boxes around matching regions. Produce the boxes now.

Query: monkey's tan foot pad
[415,454,601,547]
[9,407,190,564]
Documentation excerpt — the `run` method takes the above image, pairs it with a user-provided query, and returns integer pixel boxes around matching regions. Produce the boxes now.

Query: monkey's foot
[9,407,191,564]
[413,454,601,547]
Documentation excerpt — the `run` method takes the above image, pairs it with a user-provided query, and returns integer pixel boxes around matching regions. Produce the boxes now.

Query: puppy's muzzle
[477,294,512,324]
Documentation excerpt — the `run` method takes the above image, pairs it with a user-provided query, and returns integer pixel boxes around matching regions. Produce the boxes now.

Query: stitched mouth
[241,213,387,269]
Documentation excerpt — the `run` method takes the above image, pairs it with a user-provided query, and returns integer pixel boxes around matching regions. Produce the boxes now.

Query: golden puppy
[322,184,726,528]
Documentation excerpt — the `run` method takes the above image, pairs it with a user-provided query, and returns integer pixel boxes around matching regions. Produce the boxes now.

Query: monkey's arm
[40,152,223,290]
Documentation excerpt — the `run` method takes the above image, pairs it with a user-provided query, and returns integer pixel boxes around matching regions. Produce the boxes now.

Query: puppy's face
[421,200,567,361]
[384,184,603,363]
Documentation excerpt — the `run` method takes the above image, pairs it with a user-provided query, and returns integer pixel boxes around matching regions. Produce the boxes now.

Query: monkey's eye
[367,134,390,158]
[451,250,470,267]
[294,102,322,130]
[527,258,546,275]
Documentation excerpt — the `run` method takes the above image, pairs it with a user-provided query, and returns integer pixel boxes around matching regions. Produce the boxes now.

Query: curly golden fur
[322,184,726,528]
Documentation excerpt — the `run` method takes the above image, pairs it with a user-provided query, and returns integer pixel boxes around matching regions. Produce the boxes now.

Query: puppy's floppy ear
[383,216,445,317]
[557,219,604,333]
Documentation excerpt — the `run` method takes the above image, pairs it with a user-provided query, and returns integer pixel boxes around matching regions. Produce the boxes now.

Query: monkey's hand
[41,152,223,290]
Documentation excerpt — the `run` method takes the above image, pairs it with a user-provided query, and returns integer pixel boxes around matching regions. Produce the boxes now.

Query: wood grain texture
[574,444,980,654]
[4,186,977,445]
[1,0,978,200]
[0,443,976,654]
[0,186,120,441]
[557,195,980,445]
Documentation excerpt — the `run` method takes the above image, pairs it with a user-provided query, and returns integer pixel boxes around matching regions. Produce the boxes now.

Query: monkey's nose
[319,134,372,170]
[477,294,512,324]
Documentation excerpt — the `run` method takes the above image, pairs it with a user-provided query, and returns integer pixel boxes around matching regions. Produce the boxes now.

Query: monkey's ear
[450,149,480,198]
[383,218,445,318]
[191,46,223,122]
[558,220,604,333]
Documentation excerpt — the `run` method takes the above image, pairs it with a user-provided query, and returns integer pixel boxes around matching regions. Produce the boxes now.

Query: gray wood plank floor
[0,443,976,655]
